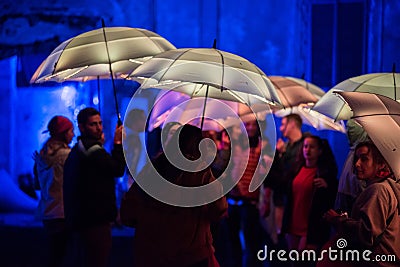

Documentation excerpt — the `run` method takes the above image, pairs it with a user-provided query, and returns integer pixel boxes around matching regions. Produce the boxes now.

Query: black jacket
[63,137,125,230]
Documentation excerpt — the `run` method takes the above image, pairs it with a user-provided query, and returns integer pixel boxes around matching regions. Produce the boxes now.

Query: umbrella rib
[214,49,225,91]
[254,67,277,104]
[51,39,74,75]
[139,30,171,53]
[156,49,194,82]
[353,113,400,118]
[270,80,291,107]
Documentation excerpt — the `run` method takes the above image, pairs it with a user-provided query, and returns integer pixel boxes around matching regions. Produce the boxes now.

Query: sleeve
[90,144,126,178]
[342,185,392,247]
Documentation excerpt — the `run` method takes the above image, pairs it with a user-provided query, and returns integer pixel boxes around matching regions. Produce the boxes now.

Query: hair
[154,124,205,182]
[238,120,261,149]
[285,113,302,129]
[353,141,392,176]
[77,107,100,125]
[295,133,337,175]
[126,108,145,122]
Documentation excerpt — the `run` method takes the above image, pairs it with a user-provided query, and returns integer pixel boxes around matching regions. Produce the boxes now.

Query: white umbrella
[313,72,400,121]
[336,91,400,179]
[126,46,279,196]
[31,25,176,124]
[31,26,176,83]
[129,47,282,107]
[274,104,346,133]
[268,76,346,133]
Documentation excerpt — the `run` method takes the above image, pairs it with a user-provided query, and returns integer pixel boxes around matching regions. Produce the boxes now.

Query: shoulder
[362,181,393,201]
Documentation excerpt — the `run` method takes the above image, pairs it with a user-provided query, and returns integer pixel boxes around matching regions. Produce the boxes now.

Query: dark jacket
[120,155,228,267]
[63,137,125,230]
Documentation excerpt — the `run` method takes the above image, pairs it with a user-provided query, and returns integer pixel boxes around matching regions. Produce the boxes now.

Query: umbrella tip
[393,63,396,73]
[301,73,305,79]
[101,18,106,28]
[213,39,217,49]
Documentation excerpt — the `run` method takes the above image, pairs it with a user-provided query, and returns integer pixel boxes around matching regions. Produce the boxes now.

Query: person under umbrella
[323,141,400,267]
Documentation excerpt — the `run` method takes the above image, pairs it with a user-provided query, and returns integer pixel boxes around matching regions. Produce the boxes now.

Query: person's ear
[78,123,85,134]
[376,163,391,179]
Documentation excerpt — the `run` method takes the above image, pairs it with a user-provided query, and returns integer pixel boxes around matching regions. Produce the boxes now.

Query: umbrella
[274,104,347,133]
[312,72,400,121]
[267,76,346,132]
[129,47,282,107]
[31,24,176,123]
[268,75,325,108]
[148,89,269,132]
[335,91,400,179]
[126,46,280,201]
[31,26,176,83]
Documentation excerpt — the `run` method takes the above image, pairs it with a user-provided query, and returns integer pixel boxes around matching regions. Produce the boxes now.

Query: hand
[323,209,348,226]
[32,151,39,160]
[100,132,105,145]
[114,125,123,145]
[276,138,286,154]
[313,178,328,188]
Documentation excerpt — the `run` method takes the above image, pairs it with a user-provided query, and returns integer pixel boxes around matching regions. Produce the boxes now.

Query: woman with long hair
[283,134,338,255]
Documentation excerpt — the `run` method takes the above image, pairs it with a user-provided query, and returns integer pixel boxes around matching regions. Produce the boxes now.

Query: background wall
[0,0,399,206]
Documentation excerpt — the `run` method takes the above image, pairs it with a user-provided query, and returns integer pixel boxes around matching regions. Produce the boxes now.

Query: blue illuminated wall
[0,0,400,208]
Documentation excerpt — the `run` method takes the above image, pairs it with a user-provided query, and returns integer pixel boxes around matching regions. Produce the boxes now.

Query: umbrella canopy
[31,27,176,83]
[336,91,400,179]
[313,72,400,121]
[267,76,346,132]
[126,47,279,197]
[268,76,325,108]
[129,47,282,106]
[274,104,346,133]
[148,89,269,132]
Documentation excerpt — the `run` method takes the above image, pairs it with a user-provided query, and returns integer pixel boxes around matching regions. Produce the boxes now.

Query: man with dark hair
[63,107,125,267]
[263,113,304,259]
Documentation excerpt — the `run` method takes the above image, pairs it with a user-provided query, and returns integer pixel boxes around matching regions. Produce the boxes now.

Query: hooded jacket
[341,178,400,266]
[34,139,71,220]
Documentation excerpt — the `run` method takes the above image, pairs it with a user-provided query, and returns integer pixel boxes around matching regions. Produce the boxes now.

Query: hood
[386,178,400,215]
[38,139,68,167]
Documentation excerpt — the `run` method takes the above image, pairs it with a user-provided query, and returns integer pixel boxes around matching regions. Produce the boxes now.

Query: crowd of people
[33,107,400,267]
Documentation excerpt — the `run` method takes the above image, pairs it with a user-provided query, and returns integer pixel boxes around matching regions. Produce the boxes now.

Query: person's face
[303,137,321,162]
[80,115,103,140]
[65,127,75,144]
[354,146,383,180]
[280,117,293,138]
[245,120,258,138]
